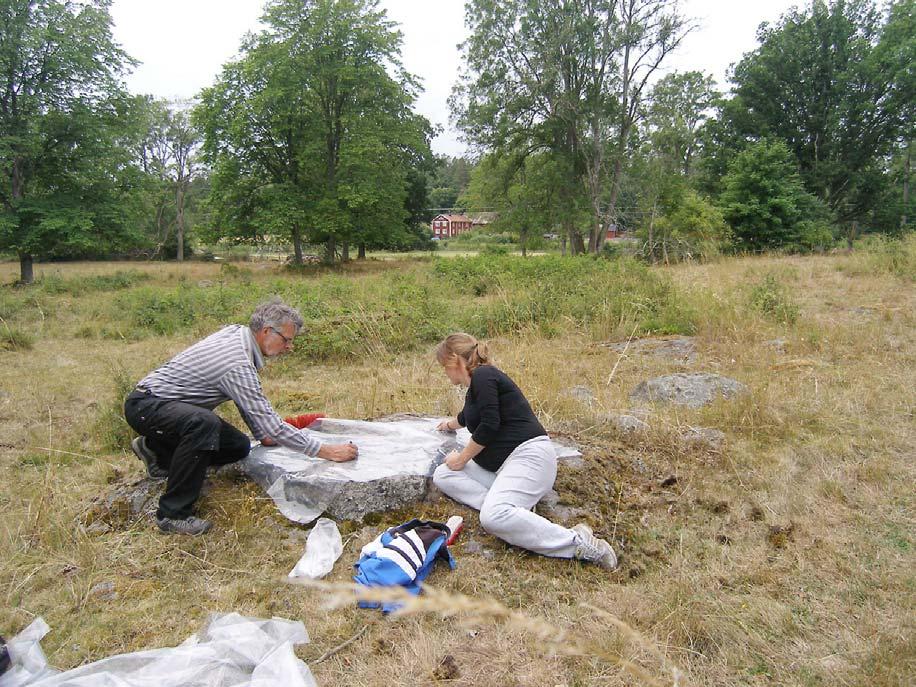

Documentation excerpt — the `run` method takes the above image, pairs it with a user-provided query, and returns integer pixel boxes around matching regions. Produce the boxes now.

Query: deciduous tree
[0,0,138,282]
[195,0,432,264]
[728,0,910,225]
[452,0,688,254]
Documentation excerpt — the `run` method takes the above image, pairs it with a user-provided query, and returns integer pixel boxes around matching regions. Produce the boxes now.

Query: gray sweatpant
[432,435,578,558]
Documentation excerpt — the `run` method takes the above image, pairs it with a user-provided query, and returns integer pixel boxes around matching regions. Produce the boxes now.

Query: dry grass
[0,251,913,686]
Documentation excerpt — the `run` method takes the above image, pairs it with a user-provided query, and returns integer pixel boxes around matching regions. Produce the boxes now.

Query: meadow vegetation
[0,240,913,685]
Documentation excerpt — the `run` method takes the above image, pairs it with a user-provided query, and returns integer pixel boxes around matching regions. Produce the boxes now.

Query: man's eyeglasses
[269,327,294,345]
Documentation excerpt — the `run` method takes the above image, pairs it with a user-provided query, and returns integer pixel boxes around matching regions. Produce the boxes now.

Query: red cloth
[284,413,324,429]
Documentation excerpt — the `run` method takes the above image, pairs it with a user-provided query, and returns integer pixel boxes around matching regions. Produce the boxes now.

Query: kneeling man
[124,298,357,535]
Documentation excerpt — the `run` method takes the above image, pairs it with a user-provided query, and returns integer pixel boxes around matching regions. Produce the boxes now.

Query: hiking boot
[131,436,169,480]
[572,523,618,570]
[156,516,212,536]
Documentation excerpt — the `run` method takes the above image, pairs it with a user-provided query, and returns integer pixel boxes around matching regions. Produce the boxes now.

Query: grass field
[0,238,913,686]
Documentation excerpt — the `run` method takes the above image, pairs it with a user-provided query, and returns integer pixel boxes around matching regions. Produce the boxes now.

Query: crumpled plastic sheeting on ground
[0,613,316,687]
[241,417,581,524]
[288,518,343,579]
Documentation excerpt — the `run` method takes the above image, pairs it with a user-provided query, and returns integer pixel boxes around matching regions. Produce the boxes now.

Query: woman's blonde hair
[436,332,491,371]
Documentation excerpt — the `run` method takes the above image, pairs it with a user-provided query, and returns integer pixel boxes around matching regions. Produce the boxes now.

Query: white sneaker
[572,523,618,570]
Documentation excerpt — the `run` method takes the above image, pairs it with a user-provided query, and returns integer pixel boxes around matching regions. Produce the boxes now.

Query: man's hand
[445,450,468,471]
[317,442,358,462]
[260,436,277,446]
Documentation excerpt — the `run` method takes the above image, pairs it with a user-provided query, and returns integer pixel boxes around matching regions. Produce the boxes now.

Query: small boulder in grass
[630,373,748,409]
[567,385,597,405]
[681,426,726,450]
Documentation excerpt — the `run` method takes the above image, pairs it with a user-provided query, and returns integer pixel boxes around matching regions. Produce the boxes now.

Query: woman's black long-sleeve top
[456,364,546,472]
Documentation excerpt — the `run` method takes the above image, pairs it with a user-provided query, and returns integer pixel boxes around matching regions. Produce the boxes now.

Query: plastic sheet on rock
[0,613,316,687]
[240,417,581,524]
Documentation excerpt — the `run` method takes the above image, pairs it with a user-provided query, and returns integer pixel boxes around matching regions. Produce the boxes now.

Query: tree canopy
[195,0,433,263]
[726,0,912,224]
[452,0,689,254]
[0,0,140,282]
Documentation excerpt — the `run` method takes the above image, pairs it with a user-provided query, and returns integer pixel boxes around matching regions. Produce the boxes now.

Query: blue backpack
[354,519,457,612]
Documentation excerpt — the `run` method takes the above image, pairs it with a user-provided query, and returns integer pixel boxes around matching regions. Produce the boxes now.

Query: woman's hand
[445,450,468,471]
[436,418,457,432]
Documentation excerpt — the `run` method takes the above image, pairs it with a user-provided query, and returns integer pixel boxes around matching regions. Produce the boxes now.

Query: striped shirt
[138,324,322,456]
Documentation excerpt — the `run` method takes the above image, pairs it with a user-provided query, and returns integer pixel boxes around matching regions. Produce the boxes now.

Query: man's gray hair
[249,298,304,334]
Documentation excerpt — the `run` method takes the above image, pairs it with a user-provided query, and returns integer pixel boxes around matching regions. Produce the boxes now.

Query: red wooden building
[430,213,473,238]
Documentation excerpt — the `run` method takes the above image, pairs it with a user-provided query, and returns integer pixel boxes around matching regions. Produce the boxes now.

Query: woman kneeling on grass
[433,333,617,570]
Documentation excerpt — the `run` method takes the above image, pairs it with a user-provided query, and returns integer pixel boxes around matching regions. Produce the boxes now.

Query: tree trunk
[175,183,186,262]
[324,236,336,264]
[902,141,910,231]
[647,202,657,264]
[847,220,858,250]
[561,234,567,257]
[291,224,303,264]
[588,215,601,254]
[570,231,586,255]
[19,253,34,285]
[341,241,349,262]
[598,157,624,254]
[12,160,31,283]
[358,243,366,259]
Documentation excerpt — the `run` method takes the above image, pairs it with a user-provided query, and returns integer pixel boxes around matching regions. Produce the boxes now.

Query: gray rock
[463,539,495,559]
[89,582,117,601]
[89,478,162,523]
[324,475,429,521]
[630,373,747,409]
[598,413,649,433]
[84,521,112,535]
[601,336,697,364]
[558,455,586,470]
[536,490,586,524]
[567,385,596,405]
[765,338,788,354]
[681,427,726,449]
[848,306,877,320]
[243,417,582,524]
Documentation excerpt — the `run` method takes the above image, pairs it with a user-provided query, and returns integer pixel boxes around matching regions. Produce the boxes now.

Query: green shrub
[38,270,150,295]
[116,284,255,337]
[845,233,916,280]
[433,254,696,339]
[601,242,623,259]
[0,322,33,350]
[0,290,25,319]
[748,274,800,324]
[94,364,137,451]
[219,262,253,282]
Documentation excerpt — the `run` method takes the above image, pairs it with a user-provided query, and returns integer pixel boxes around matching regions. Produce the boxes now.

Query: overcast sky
[110,0,803,157]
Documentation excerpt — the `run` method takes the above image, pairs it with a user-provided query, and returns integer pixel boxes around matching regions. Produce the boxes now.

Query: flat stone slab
[630,373,747,409]
[242,417,580,523]
[601,336,697,364]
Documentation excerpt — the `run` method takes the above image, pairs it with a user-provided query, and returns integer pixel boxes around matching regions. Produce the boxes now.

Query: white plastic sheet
[0,613,315,687]
[288,518,343,579]
[241,416,581,524]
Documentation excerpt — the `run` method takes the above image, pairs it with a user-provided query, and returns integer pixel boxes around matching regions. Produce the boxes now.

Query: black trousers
[123,390,251,519]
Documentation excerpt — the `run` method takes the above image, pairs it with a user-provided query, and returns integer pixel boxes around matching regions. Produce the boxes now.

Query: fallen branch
[314,624,369,664]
